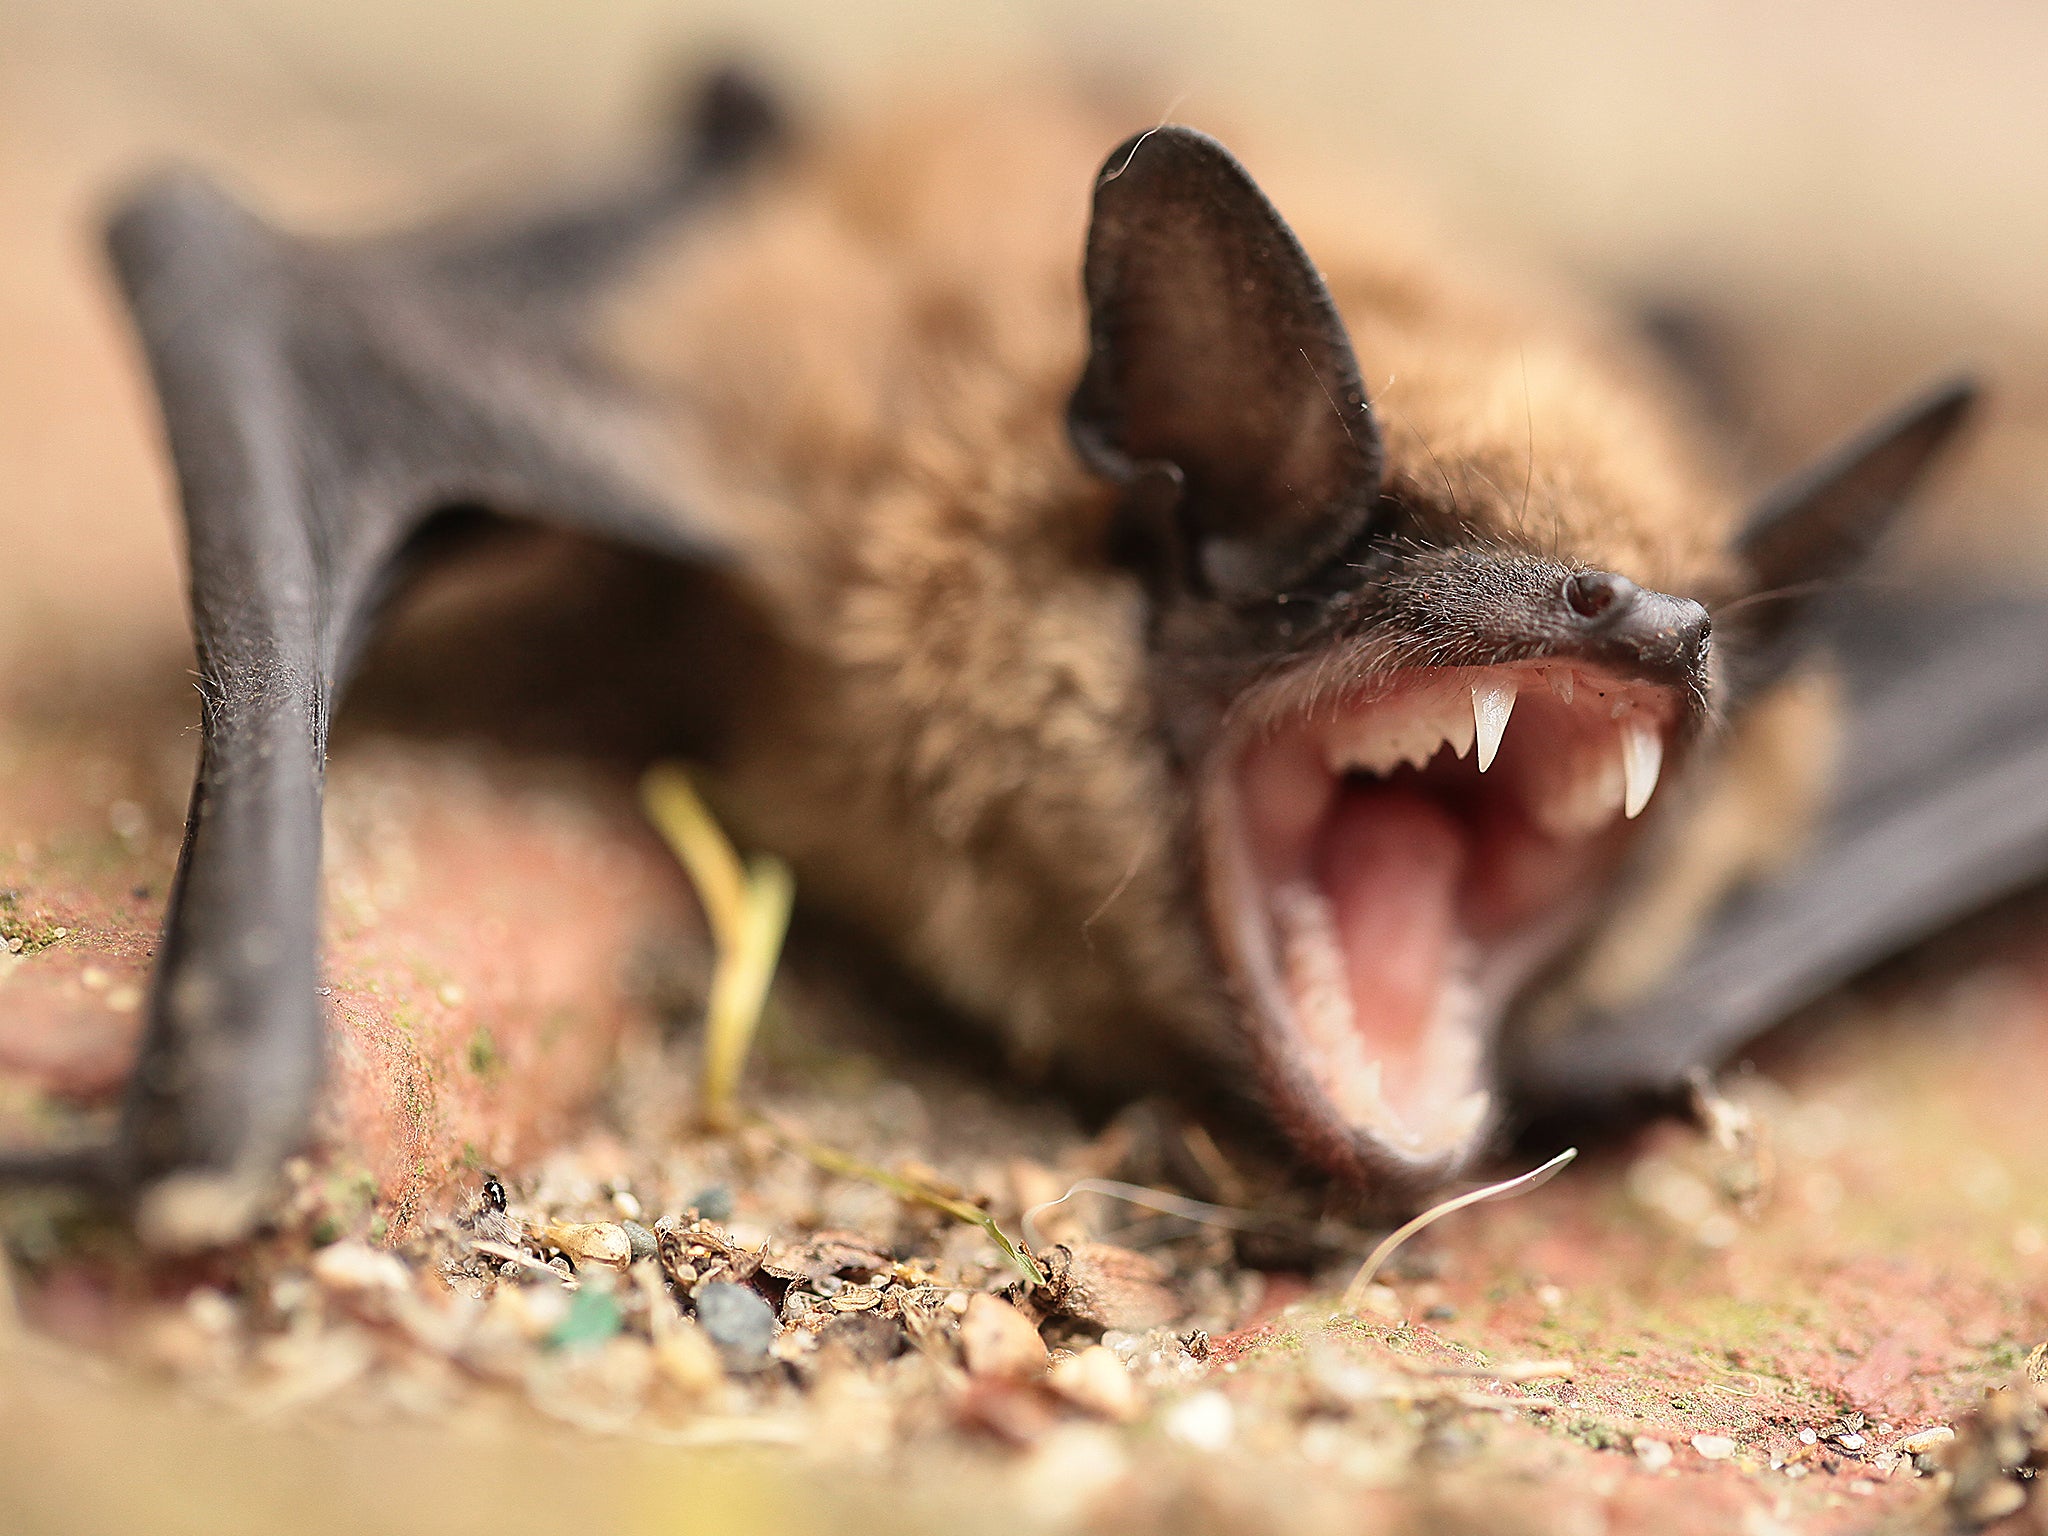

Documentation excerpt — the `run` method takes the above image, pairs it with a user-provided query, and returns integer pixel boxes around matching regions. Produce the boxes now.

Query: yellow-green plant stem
[642,766,794,1132]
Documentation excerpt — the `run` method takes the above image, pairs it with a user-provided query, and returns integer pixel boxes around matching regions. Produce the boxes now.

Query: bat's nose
[1559,570,1711,685]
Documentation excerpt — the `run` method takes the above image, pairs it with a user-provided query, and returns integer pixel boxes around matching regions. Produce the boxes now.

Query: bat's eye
[1564,569,1637,621]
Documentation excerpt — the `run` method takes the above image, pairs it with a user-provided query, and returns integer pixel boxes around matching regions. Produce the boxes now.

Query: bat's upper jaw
[1203,658,1686,1193]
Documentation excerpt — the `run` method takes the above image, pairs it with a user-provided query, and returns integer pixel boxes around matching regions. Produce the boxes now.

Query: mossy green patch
[1562,1417,1628,1452]
[0,888,70,955]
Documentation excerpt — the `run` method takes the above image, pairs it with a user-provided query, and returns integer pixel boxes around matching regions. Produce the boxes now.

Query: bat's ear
[1068,127,1385,604]
[1733,376,1978,653]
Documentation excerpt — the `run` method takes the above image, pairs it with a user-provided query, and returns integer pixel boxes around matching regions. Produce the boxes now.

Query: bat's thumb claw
[136,1168,273,1254]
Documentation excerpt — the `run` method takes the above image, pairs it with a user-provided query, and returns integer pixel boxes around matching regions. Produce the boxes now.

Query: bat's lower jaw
[1202,659,1683,1194]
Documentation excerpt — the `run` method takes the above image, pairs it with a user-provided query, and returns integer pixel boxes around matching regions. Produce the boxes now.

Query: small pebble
[1050,1345,1140,1422]
[487,1284,566,1342]
[550,1287,623,1350]
[1899,1426,1954,1455]
[814,1311,904,1369]
[611,1190,644,1222]
[311,1241,410,1294]
[1014,1424,1128,1528]
[186,1288,239,1335]
[1354,1283,1401,1320]
[695,1281,777,1372]
[959,1293,1048,1381]
[1162,1391,1235,1451]
[540,1221,632,1268]
[1835,1431,1865,1451]
[1965,1483,2027,1524]
[620,1221,657,1262]
[1691,1434,1737,1462]
[829,1284,882,1313]
[654,1323,725,1397]
[1634,1437,1673,1473]
[1797,1428,1817,1445]
[690,1186,734,1222]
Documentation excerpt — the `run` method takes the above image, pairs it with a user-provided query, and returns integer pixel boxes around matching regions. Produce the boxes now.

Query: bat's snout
[1555,570,1712,689]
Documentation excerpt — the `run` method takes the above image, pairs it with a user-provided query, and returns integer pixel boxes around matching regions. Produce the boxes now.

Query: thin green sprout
[642,766,793,1132]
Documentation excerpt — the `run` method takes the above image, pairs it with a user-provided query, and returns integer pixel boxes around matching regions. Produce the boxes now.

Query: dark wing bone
[0,71,779,1244]
[1511,587,2048,1104]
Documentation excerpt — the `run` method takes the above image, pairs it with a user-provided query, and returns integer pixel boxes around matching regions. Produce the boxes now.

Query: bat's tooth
[1357,1059,1384,1106]
[1356,734,1407,776]
[1547,668,1576,705]
[1471,680,1518,772]
[1324,719,1397,777]
[1444,1089,1492,1148]
[1443,696,1476,759]
[1620,721,1664,819]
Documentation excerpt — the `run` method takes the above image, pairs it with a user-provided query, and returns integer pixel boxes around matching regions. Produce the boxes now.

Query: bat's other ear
[1068,126,1385,605]
[1730,377,1978,664]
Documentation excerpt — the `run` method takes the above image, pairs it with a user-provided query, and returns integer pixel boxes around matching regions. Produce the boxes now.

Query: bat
[0,68,2008,1244]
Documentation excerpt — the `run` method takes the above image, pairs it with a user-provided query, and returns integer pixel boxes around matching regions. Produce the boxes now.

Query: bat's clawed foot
[0,1116,290,1254]
[130,1167,278,1253]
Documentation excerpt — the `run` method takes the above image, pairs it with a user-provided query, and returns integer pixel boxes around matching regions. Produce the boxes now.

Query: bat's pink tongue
[1315,786,1467,1088]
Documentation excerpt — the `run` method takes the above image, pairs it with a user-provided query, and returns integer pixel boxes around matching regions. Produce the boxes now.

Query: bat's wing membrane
[0,73,777,1243]
[1512,589,2048,1104]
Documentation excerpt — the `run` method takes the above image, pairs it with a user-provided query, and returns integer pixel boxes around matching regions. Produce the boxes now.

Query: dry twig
[1342,1149,1577,1313]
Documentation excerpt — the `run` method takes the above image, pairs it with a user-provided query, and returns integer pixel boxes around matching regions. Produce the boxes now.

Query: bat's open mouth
[1204,660,1679,1186]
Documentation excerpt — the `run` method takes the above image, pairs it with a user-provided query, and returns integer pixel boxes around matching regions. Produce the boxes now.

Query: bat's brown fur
[602,88,1812,1117]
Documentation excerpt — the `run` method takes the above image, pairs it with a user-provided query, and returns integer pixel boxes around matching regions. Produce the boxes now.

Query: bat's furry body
[0,70,1993,1238]
[603,91,1820,1165]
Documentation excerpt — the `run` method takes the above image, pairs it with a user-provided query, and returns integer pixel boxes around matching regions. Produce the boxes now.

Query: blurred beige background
[3,0,2045,673]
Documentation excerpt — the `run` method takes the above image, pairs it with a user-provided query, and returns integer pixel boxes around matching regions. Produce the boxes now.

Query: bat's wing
[0,71,780,1244]
[1511,586,2048,1105]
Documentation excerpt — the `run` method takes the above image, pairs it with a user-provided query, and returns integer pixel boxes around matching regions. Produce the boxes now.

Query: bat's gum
[1205,661,1680,1188]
